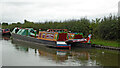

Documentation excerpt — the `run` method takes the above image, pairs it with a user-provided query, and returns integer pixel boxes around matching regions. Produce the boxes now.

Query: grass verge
[91,39,119,48]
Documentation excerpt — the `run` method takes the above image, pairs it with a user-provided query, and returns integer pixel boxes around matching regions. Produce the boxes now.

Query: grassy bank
[91,39,119,48]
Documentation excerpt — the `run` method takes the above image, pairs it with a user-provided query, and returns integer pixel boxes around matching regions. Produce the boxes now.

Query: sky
[119,1,120,16]
[0,0,119,23]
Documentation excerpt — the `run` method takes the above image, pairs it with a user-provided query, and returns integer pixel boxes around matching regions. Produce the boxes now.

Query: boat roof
[47,29,67,32]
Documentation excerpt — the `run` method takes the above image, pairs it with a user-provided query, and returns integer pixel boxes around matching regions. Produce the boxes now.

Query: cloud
[118,1,120,16]
[0,0,119,23]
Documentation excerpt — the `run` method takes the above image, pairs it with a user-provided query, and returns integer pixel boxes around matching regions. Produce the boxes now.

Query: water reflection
[14,45,29,52]
[2,36,120,66]
[2,35,11,40]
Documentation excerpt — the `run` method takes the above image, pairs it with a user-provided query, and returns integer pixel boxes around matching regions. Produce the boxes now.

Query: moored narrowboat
[66,33,92,47]
[37,29,70,48]
[11,27,92,48]
[11,28,70,48]
[2,29,11,36]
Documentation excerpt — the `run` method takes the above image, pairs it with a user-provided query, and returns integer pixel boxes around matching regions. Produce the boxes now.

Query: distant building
[118,1,120,16]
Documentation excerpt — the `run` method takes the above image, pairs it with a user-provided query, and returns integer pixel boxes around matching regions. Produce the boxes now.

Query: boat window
[46,33,54,39]
[39,33,42,38]
[74,35,83,39]
[54,34,58,39]
[42,33,45,38]
[30,30,35,34]
[5,29,9,31]
[15,29,19,33]
[60,30,62,32]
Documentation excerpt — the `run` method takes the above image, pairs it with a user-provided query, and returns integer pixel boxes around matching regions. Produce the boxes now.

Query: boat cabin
[38,31,68,42]
[68,33,84,40]
[12,27,37,37]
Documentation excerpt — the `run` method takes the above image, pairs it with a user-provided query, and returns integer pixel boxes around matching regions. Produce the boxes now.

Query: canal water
[0,36,120,66]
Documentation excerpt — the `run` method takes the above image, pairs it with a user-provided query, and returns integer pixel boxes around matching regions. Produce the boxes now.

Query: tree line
[2,15,120,41]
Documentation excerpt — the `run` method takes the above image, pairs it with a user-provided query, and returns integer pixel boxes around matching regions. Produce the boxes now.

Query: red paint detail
[86,37,90,43]
[74,35,83,39]
[2,29,10,33]
[57,33,68,41]
[69,46,71,50]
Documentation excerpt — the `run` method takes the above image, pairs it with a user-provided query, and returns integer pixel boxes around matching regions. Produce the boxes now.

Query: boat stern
[56,41,70,47]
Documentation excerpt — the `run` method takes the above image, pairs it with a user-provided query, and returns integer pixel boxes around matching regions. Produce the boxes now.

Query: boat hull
[67,42,91,48]
[11,33,56,47]
[2,32,11,36]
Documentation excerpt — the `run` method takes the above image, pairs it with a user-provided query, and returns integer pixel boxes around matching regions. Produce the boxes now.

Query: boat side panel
[11,33,56,46]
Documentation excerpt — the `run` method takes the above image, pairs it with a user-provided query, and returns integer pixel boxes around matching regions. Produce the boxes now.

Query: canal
[1,36,120,66]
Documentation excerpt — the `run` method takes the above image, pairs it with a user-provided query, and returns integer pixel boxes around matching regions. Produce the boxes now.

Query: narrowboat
[11,28,70,48]
[11,27,92,48]
[66,33,92,47]
[2,29,11,36]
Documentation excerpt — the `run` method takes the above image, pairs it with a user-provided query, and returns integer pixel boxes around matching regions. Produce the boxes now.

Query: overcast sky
[0,0,119,23]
